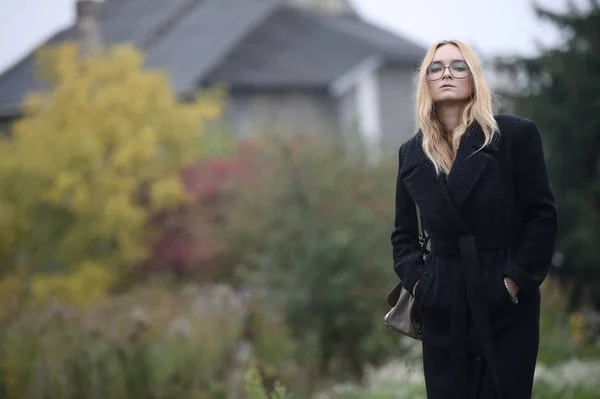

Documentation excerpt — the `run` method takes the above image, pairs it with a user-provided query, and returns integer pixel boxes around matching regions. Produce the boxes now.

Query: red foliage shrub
[136,139,264,279]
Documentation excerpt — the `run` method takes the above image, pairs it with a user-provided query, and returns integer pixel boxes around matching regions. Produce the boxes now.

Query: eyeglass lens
[426,61,470,80]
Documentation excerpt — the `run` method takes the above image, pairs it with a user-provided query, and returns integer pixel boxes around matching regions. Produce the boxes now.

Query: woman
[391,40,558,399]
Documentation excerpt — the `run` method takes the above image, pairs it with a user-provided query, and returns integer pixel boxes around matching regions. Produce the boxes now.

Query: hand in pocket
[503,276,519,303]
[412,280,419,297]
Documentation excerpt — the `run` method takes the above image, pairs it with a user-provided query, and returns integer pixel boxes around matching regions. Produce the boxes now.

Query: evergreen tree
[496,0,600,307]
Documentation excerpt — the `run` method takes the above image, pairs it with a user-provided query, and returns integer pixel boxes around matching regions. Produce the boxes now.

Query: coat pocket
[498,276,517,307]
[485,264,516,309]
[415,261,434,309]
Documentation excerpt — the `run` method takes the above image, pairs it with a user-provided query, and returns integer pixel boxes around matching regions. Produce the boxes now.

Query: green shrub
[538,278,600,364]
[244,367,290,399]
[224,132,403,381]
[0,282,306,399]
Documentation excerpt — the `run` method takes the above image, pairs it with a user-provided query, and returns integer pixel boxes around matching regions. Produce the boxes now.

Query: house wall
[337,85,359,136]
[376,65,417,155]
[333,63,418,159]
[224,90,339,139]
[336,84,380,157]
[223,65,417,158]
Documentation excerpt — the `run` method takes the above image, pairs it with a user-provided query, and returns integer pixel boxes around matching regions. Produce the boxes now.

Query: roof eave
[328,54,384,97]
[0,105,23,121]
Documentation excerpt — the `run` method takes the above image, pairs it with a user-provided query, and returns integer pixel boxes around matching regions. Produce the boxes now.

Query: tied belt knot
[429,235,516,399]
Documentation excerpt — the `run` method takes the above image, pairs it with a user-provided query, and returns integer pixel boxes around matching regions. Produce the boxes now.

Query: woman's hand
[412,280,419,297]
[504,276,519,302]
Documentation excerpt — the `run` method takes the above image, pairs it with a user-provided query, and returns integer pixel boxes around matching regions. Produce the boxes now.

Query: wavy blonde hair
[415,40,499,175]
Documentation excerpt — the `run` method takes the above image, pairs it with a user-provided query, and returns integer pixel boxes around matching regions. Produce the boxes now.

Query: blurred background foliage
[0,2,600,398]
[494,0,600,309]
[0,42,227,308]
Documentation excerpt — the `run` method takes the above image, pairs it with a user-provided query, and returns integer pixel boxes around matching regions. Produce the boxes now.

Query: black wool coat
[391,115,558,399]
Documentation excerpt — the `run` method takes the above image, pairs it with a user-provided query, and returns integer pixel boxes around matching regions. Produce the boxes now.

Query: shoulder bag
[383,204,429,340]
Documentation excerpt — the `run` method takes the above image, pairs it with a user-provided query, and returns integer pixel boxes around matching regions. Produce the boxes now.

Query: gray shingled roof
[313,13,426,63]
[205,7,378,88]
[143,0,278,95]
[0,0,425,117]
[0,0,196,117]
[0,28,71,117]
[205,7,425,88]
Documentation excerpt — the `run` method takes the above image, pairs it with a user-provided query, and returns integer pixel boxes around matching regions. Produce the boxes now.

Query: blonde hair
[415,40,499,175]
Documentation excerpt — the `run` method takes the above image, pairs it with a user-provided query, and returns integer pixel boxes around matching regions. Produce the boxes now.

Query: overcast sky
[0,0,589,74]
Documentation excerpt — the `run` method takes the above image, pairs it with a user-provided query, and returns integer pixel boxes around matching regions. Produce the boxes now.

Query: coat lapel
[446,122,499,209]
[400,123,498,235]
[400,133,468,235]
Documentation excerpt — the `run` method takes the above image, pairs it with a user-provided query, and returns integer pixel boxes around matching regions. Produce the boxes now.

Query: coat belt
[430,235,514,399]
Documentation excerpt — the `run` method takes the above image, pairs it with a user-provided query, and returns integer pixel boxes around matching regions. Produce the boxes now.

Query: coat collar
[400,122,499,234]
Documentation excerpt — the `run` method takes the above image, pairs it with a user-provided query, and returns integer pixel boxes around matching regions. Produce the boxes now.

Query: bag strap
[416,204,423,241]
[415,204,429,256]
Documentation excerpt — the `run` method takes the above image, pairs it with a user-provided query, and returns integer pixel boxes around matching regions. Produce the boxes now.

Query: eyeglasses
[426,61,470,81]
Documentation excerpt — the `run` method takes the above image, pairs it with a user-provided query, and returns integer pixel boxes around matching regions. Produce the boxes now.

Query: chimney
[285,0,359,16]
[75,0,103,56]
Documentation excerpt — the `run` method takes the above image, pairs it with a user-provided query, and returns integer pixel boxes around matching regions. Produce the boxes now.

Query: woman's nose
[442,67,453,79]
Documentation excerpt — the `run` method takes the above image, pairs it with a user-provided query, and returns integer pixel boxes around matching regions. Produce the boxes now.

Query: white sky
[0,0,589,74]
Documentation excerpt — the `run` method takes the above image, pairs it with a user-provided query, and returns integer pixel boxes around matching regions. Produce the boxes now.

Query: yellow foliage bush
[29,261,114,307]
[0,42,225,306]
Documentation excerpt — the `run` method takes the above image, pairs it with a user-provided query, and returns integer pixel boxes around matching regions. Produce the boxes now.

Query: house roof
[205,7,381,89]
[0,0,426,117]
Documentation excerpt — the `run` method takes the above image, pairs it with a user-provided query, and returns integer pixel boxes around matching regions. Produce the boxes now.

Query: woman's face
[426,44,472,104]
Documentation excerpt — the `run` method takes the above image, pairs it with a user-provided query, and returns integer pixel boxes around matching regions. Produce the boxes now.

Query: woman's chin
[433,95,469,105]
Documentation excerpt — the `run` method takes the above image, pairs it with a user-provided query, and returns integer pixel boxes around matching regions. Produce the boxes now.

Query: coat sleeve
[503,120,558,292]
[391,145,425,294]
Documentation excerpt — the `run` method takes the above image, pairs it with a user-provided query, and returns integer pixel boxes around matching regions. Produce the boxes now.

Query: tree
[138,139,261,281]
[0,42,224,305]
[224,132,400,380]
[495,0,600,307]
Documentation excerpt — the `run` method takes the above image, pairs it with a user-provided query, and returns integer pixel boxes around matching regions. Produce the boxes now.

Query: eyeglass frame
[425,60,471,81]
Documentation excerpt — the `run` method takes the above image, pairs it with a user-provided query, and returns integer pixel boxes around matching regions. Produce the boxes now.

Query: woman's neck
[435,102,465,133]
